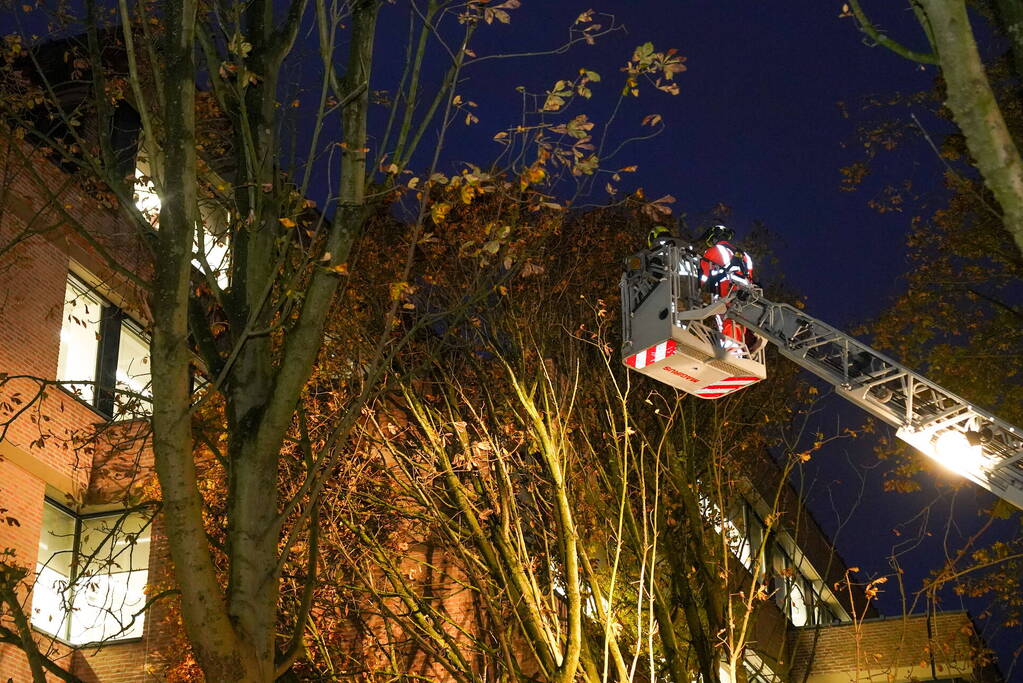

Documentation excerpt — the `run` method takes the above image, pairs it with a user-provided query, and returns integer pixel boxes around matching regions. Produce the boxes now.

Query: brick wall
[787,611,988,682]
[0,131,163,683]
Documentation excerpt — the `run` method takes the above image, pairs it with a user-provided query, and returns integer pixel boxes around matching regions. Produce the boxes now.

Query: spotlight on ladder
[895,426,989,480]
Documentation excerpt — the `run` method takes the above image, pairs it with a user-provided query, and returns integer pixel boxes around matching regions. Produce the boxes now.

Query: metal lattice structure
[727,293,1023,509]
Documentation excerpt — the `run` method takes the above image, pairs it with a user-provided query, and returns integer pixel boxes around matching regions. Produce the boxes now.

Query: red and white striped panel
[696,376,761,399]
[624,340,677,370]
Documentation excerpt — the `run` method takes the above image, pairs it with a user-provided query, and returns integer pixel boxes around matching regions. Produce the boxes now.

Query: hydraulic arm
[728,292,1023,509]
[622,242,1023,509]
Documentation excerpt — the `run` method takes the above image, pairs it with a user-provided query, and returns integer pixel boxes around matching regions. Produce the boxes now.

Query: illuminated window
[32,500,152,644]
[787,577,809,627]
[132,168,161,225]
[134,166,231,288]
[193,225,230,289]
[743,651,780,683]
[773,549,816,627]
[56,279,102,404]
[56,274,151,418]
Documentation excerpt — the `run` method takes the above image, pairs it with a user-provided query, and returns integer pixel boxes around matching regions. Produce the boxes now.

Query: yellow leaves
[520,165,546,190]
[279,217,296,228]
[641,113,662,127]
[389,281,412,301]
[864,576,888,600]
[326,263,348,276]
[430,202,452,224]
[573,154,599,176]
[227,33,253,59]
[575,9,594,24]
[992,498,1015,519]
[460,184,477,205]
[543,79,574,111]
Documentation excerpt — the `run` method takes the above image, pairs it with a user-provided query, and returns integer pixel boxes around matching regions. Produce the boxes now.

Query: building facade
[0,120,176,680]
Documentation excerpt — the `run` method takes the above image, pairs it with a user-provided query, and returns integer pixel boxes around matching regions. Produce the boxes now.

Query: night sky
[372,0,939,325]
[364,0,1017,674]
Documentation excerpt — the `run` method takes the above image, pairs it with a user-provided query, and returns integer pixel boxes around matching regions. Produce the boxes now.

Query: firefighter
[698,224,754,350]
[643,225,677,282]
[647,224,675,250]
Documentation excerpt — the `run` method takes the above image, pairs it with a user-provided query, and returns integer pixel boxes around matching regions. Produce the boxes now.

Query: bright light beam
[896,426,988,480]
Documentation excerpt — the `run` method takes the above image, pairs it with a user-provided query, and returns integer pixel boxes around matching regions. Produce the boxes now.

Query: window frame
[58,273,151,419]
[33,498,153,645]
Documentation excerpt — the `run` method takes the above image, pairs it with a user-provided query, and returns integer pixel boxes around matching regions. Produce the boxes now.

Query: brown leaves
[481,0,520,24]
[639,193,676,220]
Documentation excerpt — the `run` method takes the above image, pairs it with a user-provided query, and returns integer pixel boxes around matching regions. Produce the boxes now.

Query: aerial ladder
[621,241,1023,510]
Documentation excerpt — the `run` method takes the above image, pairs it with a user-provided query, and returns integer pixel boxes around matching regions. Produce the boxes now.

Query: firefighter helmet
[647,225,672,248]
[702,224,734,245]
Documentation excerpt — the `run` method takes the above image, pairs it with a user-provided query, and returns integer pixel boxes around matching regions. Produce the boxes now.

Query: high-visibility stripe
[699,374,761,399]
[625,340,678,371]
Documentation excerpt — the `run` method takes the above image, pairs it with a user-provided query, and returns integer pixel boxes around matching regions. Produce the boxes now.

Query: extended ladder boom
[727,293,1023,509]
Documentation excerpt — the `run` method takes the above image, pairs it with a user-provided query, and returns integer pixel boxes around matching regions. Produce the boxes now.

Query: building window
[743,651,780,683]
[134,166,231,288]
[56,274,151,418]
[32,500,152,644]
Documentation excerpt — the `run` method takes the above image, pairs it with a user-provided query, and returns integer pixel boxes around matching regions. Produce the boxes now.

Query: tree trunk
[920,0,1023,255]
[150,0,262,679]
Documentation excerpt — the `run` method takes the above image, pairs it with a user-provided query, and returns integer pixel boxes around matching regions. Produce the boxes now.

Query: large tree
[0,2,691,680]
[847,0,1023,256]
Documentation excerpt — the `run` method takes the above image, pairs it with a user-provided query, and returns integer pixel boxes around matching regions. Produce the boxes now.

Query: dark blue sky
[369,0,940,325]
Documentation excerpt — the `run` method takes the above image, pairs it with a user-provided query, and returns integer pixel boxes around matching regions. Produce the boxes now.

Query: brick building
[0,38,1003,683]
[0,121,174,680]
